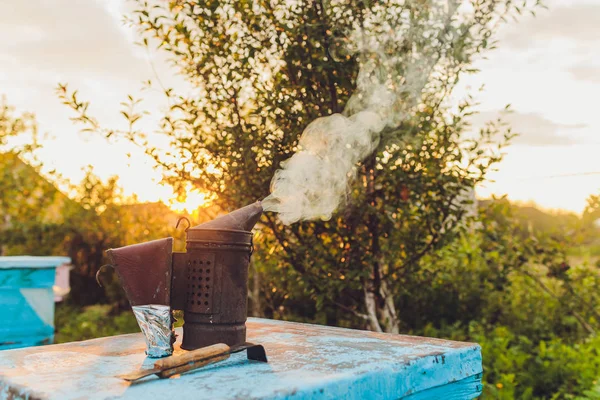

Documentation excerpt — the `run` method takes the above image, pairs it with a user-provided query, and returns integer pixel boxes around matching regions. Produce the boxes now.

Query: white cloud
[568,65,600,84]
[469,111,590,146]
[500,3,600,48]
[455,0,600,212]
[0,1,141,77]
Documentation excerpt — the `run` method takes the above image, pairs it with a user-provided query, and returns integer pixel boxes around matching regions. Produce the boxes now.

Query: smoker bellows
[105,201,262,357]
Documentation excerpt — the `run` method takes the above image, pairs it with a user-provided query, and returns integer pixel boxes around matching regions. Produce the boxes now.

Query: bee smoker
[171,201,262,349]
[103,202,262,356]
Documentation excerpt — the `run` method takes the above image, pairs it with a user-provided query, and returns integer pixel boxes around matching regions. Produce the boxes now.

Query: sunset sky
[0,0,598,213]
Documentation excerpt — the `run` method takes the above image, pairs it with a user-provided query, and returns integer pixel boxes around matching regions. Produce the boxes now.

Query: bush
[473,325,600,399]
[405,200,600,399]
[54,303,139,344]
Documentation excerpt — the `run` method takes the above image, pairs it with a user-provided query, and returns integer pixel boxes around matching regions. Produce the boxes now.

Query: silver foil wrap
[132,304,174,358]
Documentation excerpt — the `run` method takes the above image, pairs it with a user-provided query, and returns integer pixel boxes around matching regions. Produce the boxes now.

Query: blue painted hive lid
[0,256,71,269]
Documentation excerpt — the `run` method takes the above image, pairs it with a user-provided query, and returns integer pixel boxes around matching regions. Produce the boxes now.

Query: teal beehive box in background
[0,256,70,350]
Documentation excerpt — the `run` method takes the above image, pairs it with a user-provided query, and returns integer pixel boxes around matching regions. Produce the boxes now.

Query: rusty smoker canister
[180,228,254,350]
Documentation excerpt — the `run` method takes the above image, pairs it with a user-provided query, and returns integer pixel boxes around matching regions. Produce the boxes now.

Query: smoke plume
[263,1,460,225]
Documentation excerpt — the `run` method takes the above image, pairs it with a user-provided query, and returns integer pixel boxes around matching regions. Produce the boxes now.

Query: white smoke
[263,1,460,225]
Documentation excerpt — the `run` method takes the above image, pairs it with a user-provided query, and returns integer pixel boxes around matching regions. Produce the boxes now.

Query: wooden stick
[158,354,230,378]
[154,343,230,370]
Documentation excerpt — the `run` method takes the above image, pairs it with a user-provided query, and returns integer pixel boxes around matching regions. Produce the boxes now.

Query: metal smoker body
[172,228,254,349]
[106,202,262,355]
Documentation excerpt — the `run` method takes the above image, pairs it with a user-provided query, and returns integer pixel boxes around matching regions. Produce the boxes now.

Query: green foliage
[0,100,60,239]
[410,199,600,399]
[577,382,600,400]
[0,152,72,255]
[471,325,600,399]
[0,96,39,153]
[54,303,139,343]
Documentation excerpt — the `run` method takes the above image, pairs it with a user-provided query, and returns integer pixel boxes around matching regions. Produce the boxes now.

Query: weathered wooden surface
[0,318,483,399]
[0,256,71,350]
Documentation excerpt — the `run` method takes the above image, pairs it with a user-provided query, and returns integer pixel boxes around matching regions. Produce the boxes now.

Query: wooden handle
[158,354,230,378]
[154,343,230,370]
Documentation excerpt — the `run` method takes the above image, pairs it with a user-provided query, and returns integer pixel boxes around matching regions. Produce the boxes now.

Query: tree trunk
[362,157,386,333]
[363,285,383,332]
[379,279,400,333]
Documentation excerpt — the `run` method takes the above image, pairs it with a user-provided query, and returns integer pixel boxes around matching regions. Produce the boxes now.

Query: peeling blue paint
[0,318,482,399]
[0,257,71,270]
[0,256,70,351]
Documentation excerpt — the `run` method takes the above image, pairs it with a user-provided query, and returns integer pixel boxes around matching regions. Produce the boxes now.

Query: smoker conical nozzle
[191,201,263,231]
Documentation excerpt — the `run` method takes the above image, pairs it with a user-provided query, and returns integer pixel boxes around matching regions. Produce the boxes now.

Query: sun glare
[167,188,212,214]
